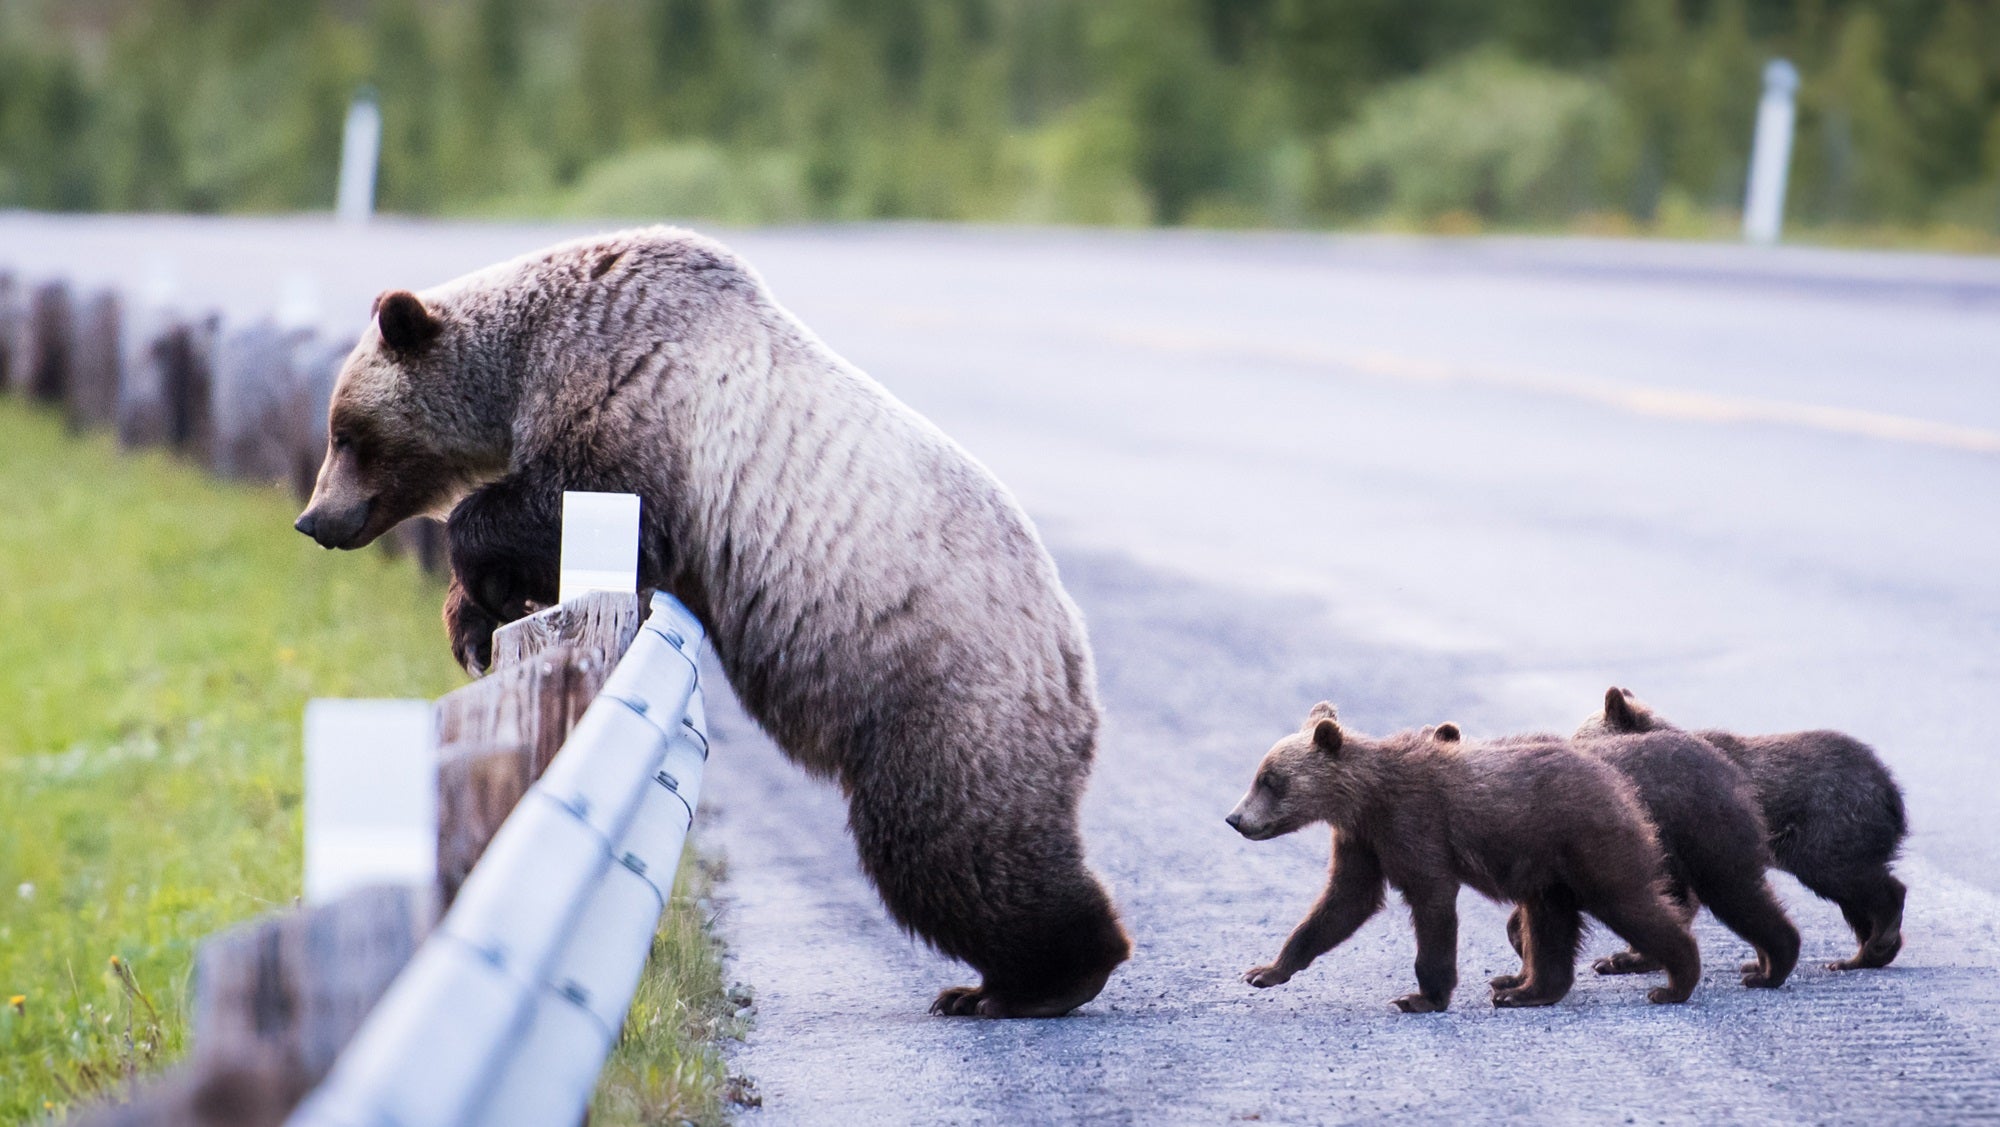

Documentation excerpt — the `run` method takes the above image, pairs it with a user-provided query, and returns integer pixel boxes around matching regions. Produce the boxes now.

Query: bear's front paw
[1244,965,1292,989]
[1491,986,1561,1008]
[1592,950,1663,976]
[1391,993,1447,1013]
[444,577,501,677]
[1488,972,1526,991]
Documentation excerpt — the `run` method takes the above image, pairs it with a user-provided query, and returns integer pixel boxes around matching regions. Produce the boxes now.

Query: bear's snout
[294,498,372,550]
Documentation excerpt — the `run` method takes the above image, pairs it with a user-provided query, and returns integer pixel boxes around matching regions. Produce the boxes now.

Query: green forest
[1,0,1996,240]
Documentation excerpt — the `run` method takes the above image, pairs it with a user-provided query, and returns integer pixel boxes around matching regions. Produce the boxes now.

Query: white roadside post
[336,90,382,226]
[1743,58,1799,246]
[558,490,643,603]
[304,700,437,904]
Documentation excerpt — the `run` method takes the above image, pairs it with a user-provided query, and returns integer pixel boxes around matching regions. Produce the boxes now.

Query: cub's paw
[1488,973,1526,991]
[1740,958,1764,976]
[1646,986,1692,1004]
[1830,937,1901,971]
[1592,950,1663,976]
[929,986,985,1017]
[1740,968,1782,989]
[1491,986,1561,1008]
[1244,965,1292,989]
[1391,993,1447,1014]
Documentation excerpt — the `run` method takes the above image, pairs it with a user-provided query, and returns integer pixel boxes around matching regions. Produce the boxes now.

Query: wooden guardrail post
[0,271,21,393]
[26,280,74,406]
[68,290,123,432]
[434,590,646,906]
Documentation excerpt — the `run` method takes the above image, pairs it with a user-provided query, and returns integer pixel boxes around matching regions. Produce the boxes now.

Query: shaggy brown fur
[1578,687,1908,971]
[1227,704,1700,1012]
[1444,723,1800,989]
[296,228,1130,1017]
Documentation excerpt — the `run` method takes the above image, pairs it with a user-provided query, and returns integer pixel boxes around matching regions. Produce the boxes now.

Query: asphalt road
[5,215,1998,1123]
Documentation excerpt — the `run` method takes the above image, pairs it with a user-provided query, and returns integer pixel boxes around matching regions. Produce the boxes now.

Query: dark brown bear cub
[1443,722,1800,989]
[1227,704,1700,1012]
[1578,687,1908,971]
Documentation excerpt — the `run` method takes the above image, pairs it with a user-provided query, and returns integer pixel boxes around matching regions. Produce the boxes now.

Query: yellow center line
[847,300,2000,457]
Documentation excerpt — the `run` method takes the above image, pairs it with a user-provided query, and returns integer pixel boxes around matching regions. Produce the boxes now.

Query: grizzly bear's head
[1574,686,1672,740]
[1226,702,1369,841]
[295,289,508,550]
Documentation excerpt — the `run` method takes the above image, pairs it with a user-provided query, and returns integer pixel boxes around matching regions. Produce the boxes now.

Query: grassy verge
[592,849,748,1127]
[0,399,734,1122]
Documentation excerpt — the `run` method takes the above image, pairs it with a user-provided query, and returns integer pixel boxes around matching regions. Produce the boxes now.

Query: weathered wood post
[0,271,20,393]
[67,290,124,432]
[26,280,74,405]
[435,591,646,906]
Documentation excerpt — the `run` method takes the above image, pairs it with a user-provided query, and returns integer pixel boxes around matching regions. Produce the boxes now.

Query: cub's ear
[1307,700,1340,724]
[1432,722,1461,743]
[1603,686,1642,731]
[375,290,441,353]
[1311,718,1343,756]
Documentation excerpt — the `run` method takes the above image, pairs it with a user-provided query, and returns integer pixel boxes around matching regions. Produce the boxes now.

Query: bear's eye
[1258,770,1288,800]
[331,432,353,453]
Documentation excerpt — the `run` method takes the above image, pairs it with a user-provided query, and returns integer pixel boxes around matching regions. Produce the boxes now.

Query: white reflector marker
[559,491,642,605]
[304,699,436,904]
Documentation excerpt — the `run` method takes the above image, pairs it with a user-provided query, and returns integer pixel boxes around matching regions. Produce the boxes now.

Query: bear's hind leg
[1493,890,1580,1008]
[1490,906,1528,991]
[1588,890,1700,1004]
[1593,882,1695,977]
[1819,867,1906,971]
[1700,875,1799,988]
[846,745,1129,1019]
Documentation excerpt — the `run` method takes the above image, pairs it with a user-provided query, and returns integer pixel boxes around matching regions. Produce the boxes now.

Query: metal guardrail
[291,592,708,1127]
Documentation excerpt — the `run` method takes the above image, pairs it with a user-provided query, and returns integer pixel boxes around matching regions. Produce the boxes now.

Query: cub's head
[1226,702,1368,841]
[295,290,505,549]
[1574,686,1672,740]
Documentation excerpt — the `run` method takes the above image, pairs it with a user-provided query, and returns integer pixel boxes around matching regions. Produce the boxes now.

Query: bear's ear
[1433,722,1461,743]
[1603,687,1642,731]
[375,290,441,354]
[1307,700,1339,724]
[1311,718,1343,756]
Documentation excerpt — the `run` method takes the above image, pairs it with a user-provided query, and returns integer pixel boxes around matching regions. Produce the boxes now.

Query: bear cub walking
[1578,688,1908,971]
[1227,704,1700,1011]
[1445,718,1800,989]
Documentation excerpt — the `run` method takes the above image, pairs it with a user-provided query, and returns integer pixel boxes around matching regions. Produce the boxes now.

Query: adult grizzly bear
[294,227,1131,1017]
[1226,704,1700,1011]
[1578,687,1908,971]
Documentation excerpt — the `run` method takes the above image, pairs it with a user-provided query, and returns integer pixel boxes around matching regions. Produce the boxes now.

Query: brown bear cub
[1227,704,1700,1012]
[1435,722,1800,989]
[1578,688,1908,971]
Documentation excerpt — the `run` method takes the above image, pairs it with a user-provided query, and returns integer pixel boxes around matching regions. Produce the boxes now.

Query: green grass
[0,398,465,1118]
[592,850,746,1127]
[0,398,736,1122]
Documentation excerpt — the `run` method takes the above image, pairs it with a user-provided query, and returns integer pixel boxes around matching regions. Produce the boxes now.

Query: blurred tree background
[0,0,1996,239]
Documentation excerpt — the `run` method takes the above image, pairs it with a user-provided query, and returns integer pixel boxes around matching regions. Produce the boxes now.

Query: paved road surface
[6,215,1999,1123]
